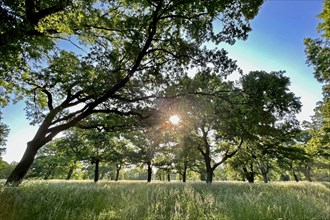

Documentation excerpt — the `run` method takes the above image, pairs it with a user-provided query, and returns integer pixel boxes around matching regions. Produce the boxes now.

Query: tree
[55,128,91,180]
[82,128,127,183]
[304,0,330,144]
[303,117,330,181]
[171,70,301,184]
[128,128,163,182]
[304,0,330,85]
[166,72,245,184]
[0,112,9,158]
[304,0,330,182]
[173,135,202,183]
[226,142,267,183]
[88,133,133,182]
[154,148,175,182]
[276,145,310,182]
[5,0,265,186]
[234,70,301,183]
[229,71,301,183]
[27,140,73,179]
[227,139,306,183]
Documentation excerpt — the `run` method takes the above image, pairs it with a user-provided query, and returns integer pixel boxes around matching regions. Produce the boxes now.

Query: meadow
[0,180,329,220]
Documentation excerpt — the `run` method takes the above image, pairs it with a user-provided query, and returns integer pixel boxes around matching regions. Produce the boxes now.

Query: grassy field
[0,180,329,220]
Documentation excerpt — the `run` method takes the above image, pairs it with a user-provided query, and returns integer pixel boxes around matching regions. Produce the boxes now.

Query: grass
[0,180,329,220]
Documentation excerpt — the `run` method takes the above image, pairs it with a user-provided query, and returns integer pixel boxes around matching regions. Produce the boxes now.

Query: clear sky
[1,0,324,163]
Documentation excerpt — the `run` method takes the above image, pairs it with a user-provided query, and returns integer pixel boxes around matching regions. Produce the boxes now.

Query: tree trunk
[260,165,269,183]
[200,147,213,184]
[182,162,187,183]
[66,167,74,180]
[5,141,41,186]
[206,169,213,184]
[243,167,254,183]
[262,172,268,183]
[167,172,170,182]
[204,158,214,184]
[115,164,121,181]
[247,173,254,183]
[147,161,152,182]
[293,172,299,182]
[94,159,100,183]
[66,161,76,180]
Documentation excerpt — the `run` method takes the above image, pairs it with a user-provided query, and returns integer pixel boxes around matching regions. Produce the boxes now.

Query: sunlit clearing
[169,115,181,125]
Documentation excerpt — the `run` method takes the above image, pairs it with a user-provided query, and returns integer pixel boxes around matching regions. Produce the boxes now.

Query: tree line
[1,70,328,183]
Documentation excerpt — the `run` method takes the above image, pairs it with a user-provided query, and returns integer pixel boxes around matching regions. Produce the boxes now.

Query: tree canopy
[3,0,266,186]
[0,112,9,157]
[303,0,330,181]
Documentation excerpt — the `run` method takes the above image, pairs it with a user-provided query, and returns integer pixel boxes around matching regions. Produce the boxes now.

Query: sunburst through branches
[169,115,181,125]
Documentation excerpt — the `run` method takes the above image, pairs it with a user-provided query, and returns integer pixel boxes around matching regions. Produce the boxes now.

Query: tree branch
[91,109,148,119]
[213,138,244,168]
[197,144,206,157]
[41,88,54,110]
[40,2,164,136]
[25,0,70,25]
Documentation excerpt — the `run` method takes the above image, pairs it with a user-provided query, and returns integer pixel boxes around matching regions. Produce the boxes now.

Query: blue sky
[1,0,324,163]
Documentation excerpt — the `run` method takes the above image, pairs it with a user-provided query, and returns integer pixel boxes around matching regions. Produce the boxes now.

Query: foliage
[165,72,247,183]
[4,0,266,186]
[0,160,15,179]
[0,180,329,220]
[303,117,330,181]
[172,135,204,181]
[164,70,301,183]
[303,0,330,182]
[126,128,165,182]
[0,112,9,158]
[304,0,330,138]
[26,140,80,180]
[304,0,330,85]
[0,0,84,105]
[26,127,134,181]
[225,70,302,182]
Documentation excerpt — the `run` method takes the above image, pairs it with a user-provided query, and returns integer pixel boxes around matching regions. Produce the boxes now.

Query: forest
[0,0,329,219]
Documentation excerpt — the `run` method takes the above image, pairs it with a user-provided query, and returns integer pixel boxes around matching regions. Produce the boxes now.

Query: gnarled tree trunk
[5,140,44,186]
[5,111,64,186]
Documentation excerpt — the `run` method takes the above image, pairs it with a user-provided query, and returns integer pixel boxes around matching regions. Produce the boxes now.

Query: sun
[169,115,181,125]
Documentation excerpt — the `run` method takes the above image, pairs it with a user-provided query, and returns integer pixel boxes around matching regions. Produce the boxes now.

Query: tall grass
[0,180,329,220]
